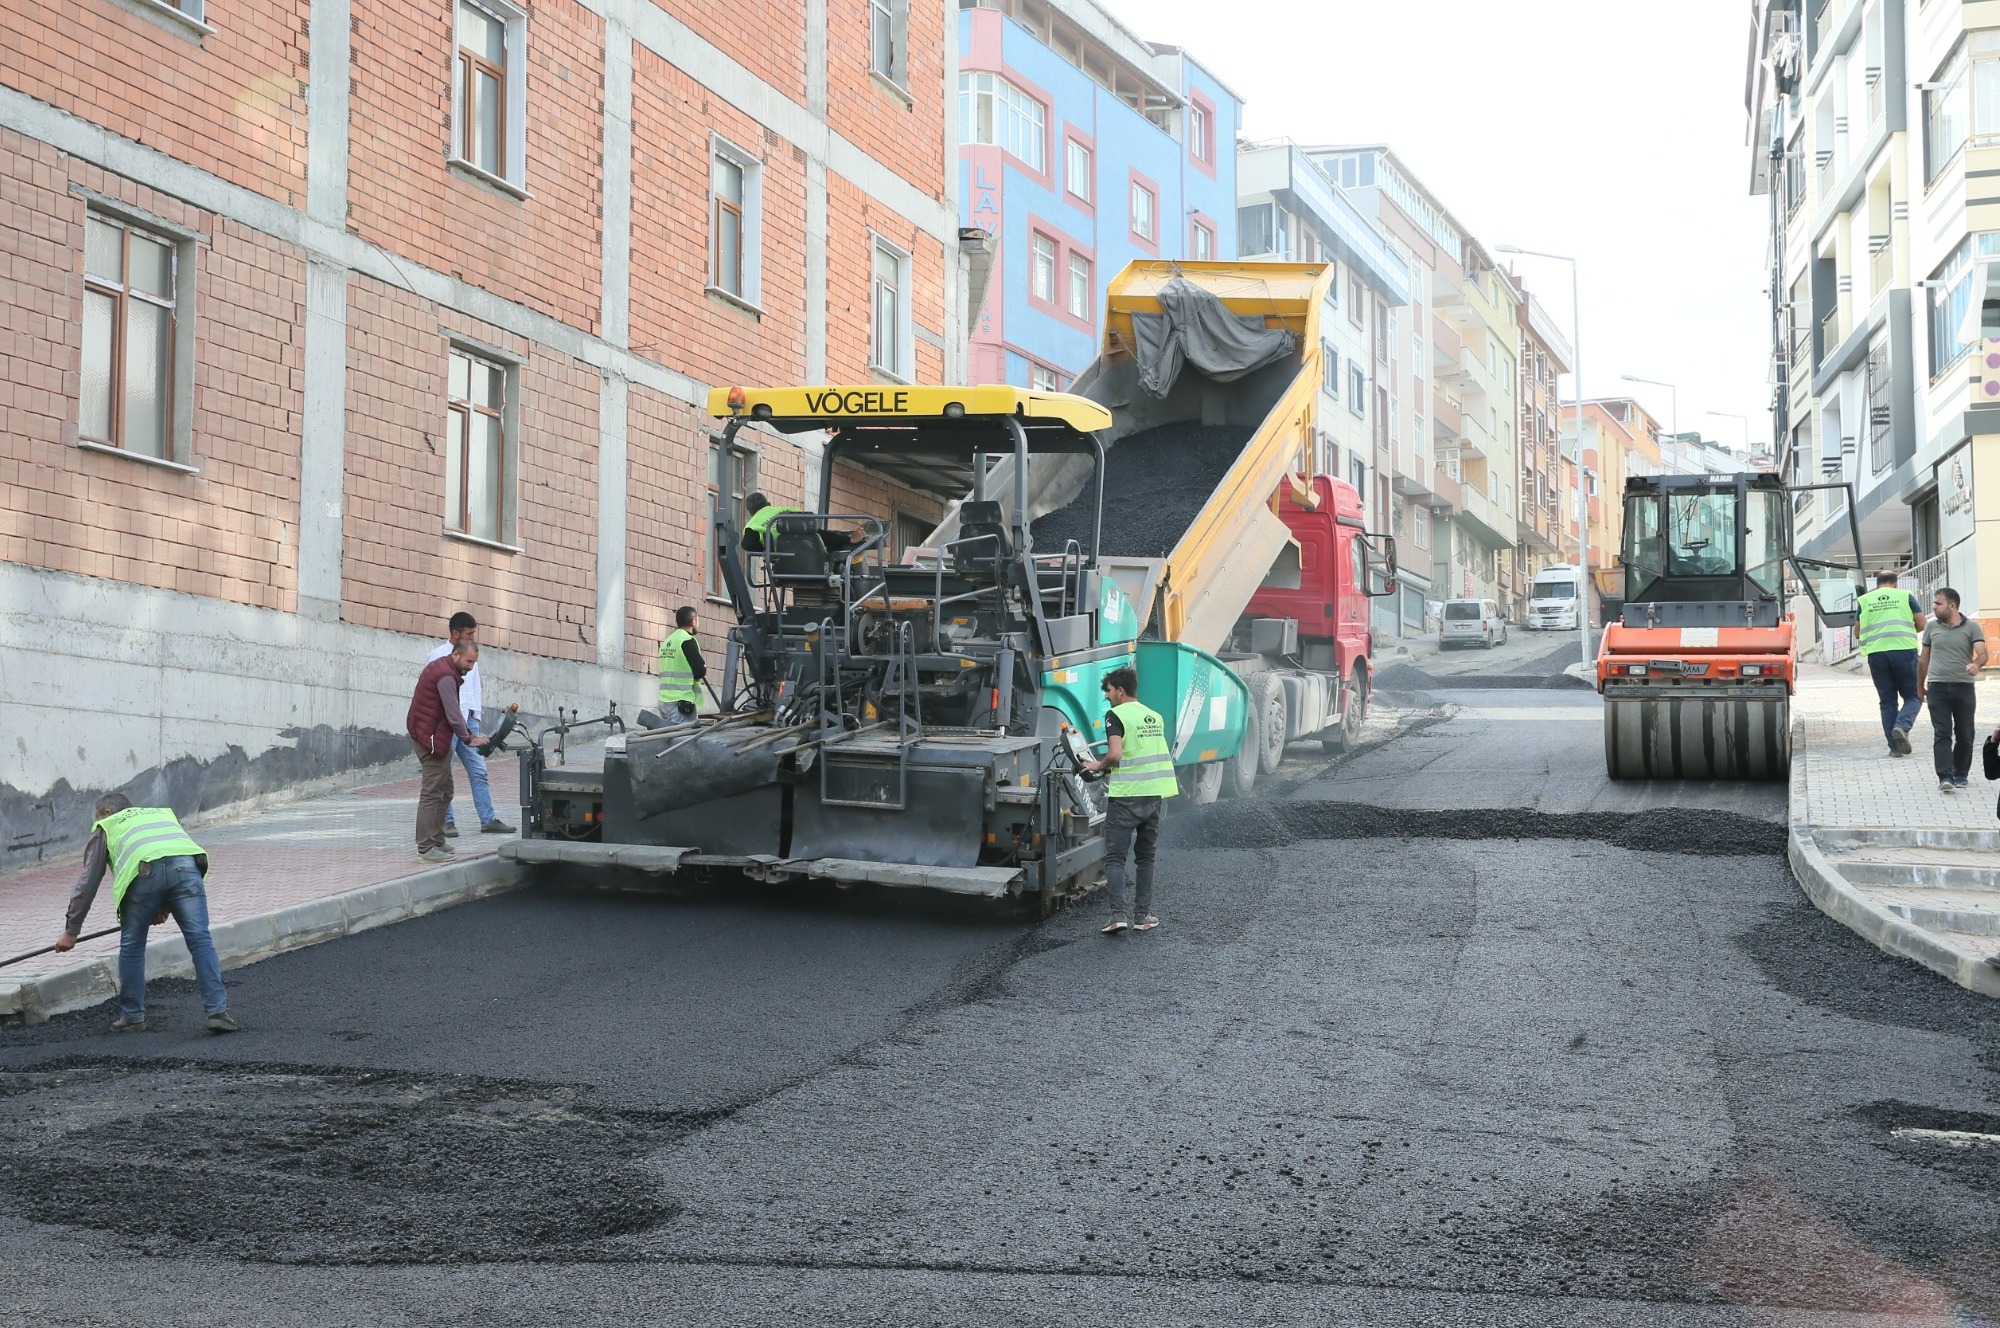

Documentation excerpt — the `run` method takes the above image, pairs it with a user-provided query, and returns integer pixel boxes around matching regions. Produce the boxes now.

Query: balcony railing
[1870,241,1891,295]
[1820,305,1841,359]
[1817,151,1835,197]
[1814,1,1833,55]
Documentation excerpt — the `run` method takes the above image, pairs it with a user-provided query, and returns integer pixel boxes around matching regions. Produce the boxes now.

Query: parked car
[1441,598,1507,650]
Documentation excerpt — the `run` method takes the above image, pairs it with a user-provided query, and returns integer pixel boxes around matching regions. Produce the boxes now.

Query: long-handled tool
[0,926,118,969]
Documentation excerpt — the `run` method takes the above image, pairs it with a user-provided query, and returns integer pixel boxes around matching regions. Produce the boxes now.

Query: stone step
[1815,826,2000,854]
[1847,884,2000,936]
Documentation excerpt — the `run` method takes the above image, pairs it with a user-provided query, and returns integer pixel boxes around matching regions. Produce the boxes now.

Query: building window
[81,213,181,461]
[1374,299,1390,362]
[1349,274,1364,325]
[1189,101,1210,162]
[1349,365,1366,416]
[1030,364,1063,392]
[871,239,910,379]
[1192,220,1214,261]
[960,73,1045,171]
[1928,45,1970,181]
[1238,202,1273,256]
[870,0,907,88]
[1929,236,1980,377]
[1321,342,1338,397]
[708,440,758,598]
[1066,138,1091,202]
[1031,232,1057,304]
[708,142,762,307]
[1130,181,1155,241]
[1414,504,1431,551]
[452,0,524,185]
[1067,251,1092,320]
[446,348,511,544]
[1349,455,1366,498]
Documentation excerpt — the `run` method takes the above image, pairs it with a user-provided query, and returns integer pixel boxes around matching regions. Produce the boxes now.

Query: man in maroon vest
[407,640,490,862]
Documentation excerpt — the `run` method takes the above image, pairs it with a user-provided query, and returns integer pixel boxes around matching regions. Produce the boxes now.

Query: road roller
[1599,471,1862,781]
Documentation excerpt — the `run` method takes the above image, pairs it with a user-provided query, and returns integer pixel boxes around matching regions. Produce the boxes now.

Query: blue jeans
[118,855,228,1020]
[1867,650,1922,747]
[445,716,494,827]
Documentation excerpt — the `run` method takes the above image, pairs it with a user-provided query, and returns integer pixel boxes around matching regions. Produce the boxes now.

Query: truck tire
[1321,674,1367,752]
[1222,721,1259,797]
[1254,673,1288,776]
[1179,760,1224,804]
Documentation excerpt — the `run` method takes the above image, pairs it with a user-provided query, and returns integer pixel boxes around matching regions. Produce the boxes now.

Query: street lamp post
[1706,410,1750,455]
[1621,373,1678,444]
[1497,244,1589,672]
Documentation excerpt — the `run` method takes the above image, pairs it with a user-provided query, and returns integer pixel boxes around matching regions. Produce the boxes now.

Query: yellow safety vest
[1856,586,1920,655]
[743,505,802,540]
[93,807,206,912]
[1107,701,1179,799]
[658,629,702,706]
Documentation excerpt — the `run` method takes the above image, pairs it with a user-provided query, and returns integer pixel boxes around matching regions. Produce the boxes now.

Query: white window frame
[1030,364,1062,393]
[1191,220,1213,261]
[870,234,913,383]
[449,0,529,194]
[1130,181,1155,242]
[708,137,764,312]
[1066,138,1092,203]
[1189,102,1209,162]
[1066,250,1092,320]
[1320,342,1338,398]
[960,73,1046,172]
[1349,365,1367,417]
[1031,232,1057,305]
[870,0,909,91]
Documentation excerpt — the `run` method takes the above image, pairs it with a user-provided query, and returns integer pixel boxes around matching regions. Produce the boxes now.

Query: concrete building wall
[0,0,967,870]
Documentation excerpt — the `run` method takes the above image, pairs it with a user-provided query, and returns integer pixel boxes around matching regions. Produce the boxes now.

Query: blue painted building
[958,0,1241,389]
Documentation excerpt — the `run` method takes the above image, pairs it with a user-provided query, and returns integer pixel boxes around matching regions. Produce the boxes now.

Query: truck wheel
[1321,676,1367,752]
[1254,674,1288,775]
[1179,761,1224,804]
[1222,722,1260,797]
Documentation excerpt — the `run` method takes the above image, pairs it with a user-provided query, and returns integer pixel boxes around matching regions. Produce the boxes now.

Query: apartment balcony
[1819,305,1842,364]
[1870,239,1891,298]
[1431,313,1461,370]
[1459,405,1498,459]
[1431,386,1463,438]
[1455,477,1517,549]
[1443,344,1501,400]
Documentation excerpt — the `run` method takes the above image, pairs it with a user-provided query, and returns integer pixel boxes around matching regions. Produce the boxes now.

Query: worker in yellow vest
[1083,666,1178,935]
[1856,569,1928,756]
[658,605,707,724]
[53,793,237,1033]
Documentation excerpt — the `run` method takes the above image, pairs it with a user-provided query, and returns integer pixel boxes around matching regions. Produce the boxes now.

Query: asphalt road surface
[2,637,1996,1327]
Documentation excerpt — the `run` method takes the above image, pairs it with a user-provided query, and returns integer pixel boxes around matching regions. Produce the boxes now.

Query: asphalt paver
[2,639,1995,1326]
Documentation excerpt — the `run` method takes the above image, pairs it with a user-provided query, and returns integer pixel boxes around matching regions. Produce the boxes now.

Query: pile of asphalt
[1372,661,1593,692]
[1031,422,1255,559]
[0,1059,689,1264]
[1167,800,1789,857]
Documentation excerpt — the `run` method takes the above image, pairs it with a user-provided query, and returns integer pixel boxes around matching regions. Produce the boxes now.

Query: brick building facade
[0,0,967,865]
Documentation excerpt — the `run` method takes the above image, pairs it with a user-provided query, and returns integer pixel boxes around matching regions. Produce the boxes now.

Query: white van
[1441,598,1506,650]
[1527,564,1583,631]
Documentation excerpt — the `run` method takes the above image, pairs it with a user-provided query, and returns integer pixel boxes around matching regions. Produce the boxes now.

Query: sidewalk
[0,745,596,1020]
[1790,665,2000,996]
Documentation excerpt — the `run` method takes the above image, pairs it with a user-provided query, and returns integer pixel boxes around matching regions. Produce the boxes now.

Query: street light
[1706,410,1750,453]
[1496,244,1590,670]
[1620,373,1678,443]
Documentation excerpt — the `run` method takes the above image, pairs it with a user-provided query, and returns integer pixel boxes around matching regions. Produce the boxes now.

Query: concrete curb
[1786,719,2000,998]
[0,854,525,1023]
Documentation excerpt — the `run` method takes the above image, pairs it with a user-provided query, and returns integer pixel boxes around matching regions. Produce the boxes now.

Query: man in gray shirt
[1918,587,1988,793]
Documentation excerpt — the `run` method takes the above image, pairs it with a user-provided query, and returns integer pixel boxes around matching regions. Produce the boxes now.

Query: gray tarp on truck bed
[1133,275,1298,399]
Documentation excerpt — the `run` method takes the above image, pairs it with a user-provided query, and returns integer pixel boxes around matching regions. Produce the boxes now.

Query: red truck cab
[1243,474,1378,689]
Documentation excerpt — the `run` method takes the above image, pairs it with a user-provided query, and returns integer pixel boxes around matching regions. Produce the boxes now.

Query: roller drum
[1603,696,1790,782]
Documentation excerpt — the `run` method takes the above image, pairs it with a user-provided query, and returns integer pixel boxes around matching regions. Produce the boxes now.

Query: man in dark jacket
[407,640,489,862]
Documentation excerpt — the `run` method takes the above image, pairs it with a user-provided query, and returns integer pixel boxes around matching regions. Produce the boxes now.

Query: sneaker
[1101,917,1130,935]
[480,818,516,834]
[1134,915,1160,932]
[443,823,460,838]
[108,1014,144,1033]
[419,845,456,864]
[1892,727,1913,755]
[1955,777,1971,789]
[1942,779,1957,794]
[205,1011,240,1034]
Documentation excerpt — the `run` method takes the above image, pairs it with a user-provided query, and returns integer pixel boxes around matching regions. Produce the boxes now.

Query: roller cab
[1598,471,1862,781]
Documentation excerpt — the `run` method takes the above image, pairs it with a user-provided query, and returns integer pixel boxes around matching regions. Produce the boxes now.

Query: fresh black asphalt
[2,637,1995,1325]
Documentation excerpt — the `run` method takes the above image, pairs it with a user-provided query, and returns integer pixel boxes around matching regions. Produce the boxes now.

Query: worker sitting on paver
[52,793,239,1034]
[1084,667,1179,936]
[1856,570,1927,757]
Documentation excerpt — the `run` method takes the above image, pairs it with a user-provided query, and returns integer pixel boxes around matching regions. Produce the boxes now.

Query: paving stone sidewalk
[1791,664,2000,995]
[0,741,602,1017]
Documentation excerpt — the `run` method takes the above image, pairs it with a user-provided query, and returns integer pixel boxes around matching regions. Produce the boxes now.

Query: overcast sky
[1127,0,1771,453]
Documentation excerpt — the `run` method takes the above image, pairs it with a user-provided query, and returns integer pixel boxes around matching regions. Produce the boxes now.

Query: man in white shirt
[426,611,514,836]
